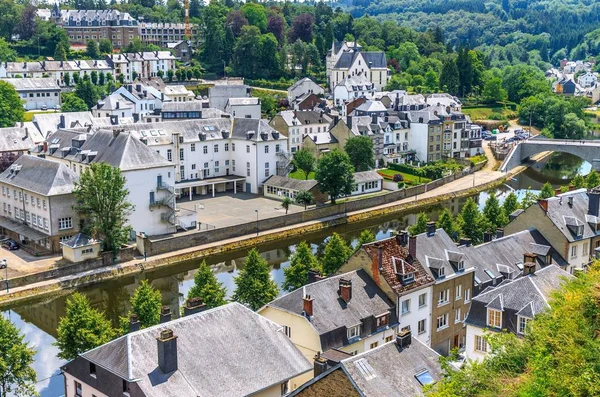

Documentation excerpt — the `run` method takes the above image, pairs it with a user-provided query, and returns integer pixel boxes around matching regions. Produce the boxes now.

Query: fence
[142,162,486,256]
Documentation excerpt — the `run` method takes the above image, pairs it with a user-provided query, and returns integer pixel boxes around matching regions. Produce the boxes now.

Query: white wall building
[287,77,324,103]
[269,110,332,153]
[327,41,389,92]
[577,71,598,88]
[333,75,376,106]
[225,98,261,119]
[2,78,61,110]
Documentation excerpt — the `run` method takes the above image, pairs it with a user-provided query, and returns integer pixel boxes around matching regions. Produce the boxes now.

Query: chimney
[43,141,48,152]
[307,269,325,284]
[112,129,120,139]
[496,228,504,239]
[303,294,314,317]
[347,116,352,129]
[338,278,352,303]
[554,188,562,196]
[116,101,120,109]
[159,306,172,323]
[538,199,548,212]
[396,230,408,246]
[396,328,411,349]
[156,329,178,373]
[23,127,28,140]
[589,188,600,217]
[523,252,537,276]
[110,115,119,125]
[459,237,472,247]
[183,297,207,316]
[129,314,140,332]
[408,235,417,259]
[313,352,328,377]
[483,230,493,243]
[426,221,436,236]
[59,114,66,129]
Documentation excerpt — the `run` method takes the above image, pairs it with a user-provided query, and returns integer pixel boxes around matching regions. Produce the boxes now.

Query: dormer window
[457,261,464,271]
[487,309,502,328]
[517,316,531,334]
[438,267,445,277]
[347,324,361,339]
[376,313,389,328]
[402,272,414,282]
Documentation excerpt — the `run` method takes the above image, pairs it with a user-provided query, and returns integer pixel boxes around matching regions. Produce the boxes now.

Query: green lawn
[377,169,431,185]
[23,111,47,122]
[462,105,516,121]
[289,170,315,180]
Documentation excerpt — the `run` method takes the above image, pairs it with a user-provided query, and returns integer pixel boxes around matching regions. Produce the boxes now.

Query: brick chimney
[339,278,352,303]
[395,230,408,246]
[313,352,328,377]
[307,270,325,284]
[396,328,411,349]
[426,221,436,236]
[129,313,140,332]
[159,306,172,323]
[303,295,314,317]
[183,297,207,316]
[523,252,537,276]
[408,235,417,259]
[156,329,178,373]
[538,199,548,213]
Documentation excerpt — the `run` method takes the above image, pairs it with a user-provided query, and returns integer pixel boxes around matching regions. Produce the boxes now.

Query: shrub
[397,181,405,189]
[393,173,404,182]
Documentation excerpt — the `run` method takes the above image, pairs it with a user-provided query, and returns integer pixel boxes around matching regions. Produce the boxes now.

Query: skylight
[415,370,434,386]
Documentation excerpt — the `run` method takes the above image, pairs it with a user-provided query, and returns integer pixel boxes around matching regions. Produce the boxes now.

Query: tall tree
[587,170,600,189]
[61,92,88,112]
[439,57,459,94]
[315,149,355,205]
[232,25,261,78]
[322,233,352,275]
[226,10,248,37]
[15,4,37,41]
[189,0,201,18]
[259,33,281,79]
[538,182,555,199]
[241,3,267,32]
[0,81,24,128]
[53,42,68,61]
[233,248,279,311]
[74,79,99,109]
[54,293,115,360]
[483,194,509,229]
[281,197,292,214]
[344,136,374,172]
[98,38,113,54]
[0,316,37,397]
[357,229,376,248]
[502,192,519,218]
[86,39,100,58]
[123,280,162,332]
[458,198,485,244]
[267,14,286,44]
[295,190,313,210]
[187,260,227,309]
[409,212,429,235]
[293,149,315,180]
[73,163,134,253]
[288,13,314,43]
[437,209,458,240]
[283,241,320,291]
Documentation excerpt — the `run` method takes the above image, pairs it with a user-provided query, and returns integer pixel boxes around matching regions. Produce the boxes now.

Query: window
[13,189,16,200]
[167,149,172,161]
[436,313,448,330]
[232,143,235,151]
[518,316,531,334]
[75,380,82,396]
[418,319,426,334]
[32,213,36,225]
[438,267,445,277]
[571,245,578,258]
[455,308,462,323]
[347,325,360,339]
[214,144,218,153]
[225,143,229,151]
[385,335,394,343]
[283,325,292,338]
[370,341,378,349]
[179,166,185,180]
[58,217,72,230]
[455,284,462,300]
[90,362,97,378]
[246,145,250,153]
[179,148,184,160]
[487,309,502,328]
[464,288,471,303]
[438,289,449,305]
[376,314,389,328]
[418,293,427,307]
[190,143,195,152]
[401,299,410,314]
[475,335,487,353]
[203,146,208,154]
[415,370,435,386]
[246,162,251,177]
[583,242,589,257]
[265,145,269,154]
[1,187,4,196]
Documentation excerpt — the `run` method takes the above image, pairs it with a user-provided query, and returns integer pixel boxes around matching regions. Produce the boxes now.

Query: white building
[351,171,383,196]
[287,77,324,103]
[1,78,61,110]
[269,110,332,153]
[209,84,251,112]
[333,75,376,107]
[0,60,112,87]
[326,41,389,92]
[426,93,462,111]
[105,51,177,82]
[225,98,261,119]
[577,71,598,88]
[93,83,163,121]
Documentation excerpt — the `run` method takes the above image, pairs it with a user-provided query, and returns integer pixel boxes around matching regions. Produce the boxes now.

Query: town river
[2,152,591,396]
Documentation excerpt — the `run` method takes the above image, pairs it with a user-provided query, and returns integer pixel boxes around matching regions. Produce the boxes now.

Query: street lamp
[1,259,7,293]
[255,210,259,236]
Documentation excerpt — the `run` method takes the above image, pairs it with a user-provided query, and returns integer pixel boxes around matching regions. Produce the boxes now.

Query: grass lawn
[289,169,315,180]
[462,105,515,121]
[23,111,47,122]
[377,169,431,185]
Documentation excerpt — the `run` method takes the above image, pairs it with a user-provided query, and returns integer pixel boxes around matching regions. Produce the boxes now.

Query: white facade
[106,52,177,82]
[465,324,490,362]
[566,239,591,273]
[0,60,113,87]
[2,78,61,110]
[396,286,434,346]
[225,99,262,119]
[577,72,598,88]
[287,78,324,103]
[408,122,429,163]
[334,76,376,106]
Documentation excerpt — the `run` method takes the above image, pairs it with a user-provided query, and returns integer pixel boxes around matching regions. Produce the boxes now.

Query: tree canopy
[344,136,374,172]
[0,81,24,128]
[187,260,227,309]
[315,149,355,205]
[283,241,320,291]
[233,248,279,310]
[0,315,37,397]
[321,232,352,275]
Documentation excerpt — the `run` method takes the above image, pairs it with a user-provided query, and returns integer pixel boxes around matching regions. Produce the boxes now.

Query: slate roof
[232,118,286,142]
[540,189,600,242]
[265,270,396,347]
[464,265,573,330]
[0,155,77,196]
[354,170,383,184]
[32,112,97,139]
[93,94,135,111]
[292,337,442,397]
[1,78,60,91]
[333,51,387,70]
[60,233,99,248]
[361,236,435,296]
[413,229,471,279]
[336,75,374,91]
[355,100,387,114]
[0,127,35,152]
[289,77,319,92]
[75,303,311,397]
[161,101,205,112]
[263,175,318,191]
[278,110,332,127]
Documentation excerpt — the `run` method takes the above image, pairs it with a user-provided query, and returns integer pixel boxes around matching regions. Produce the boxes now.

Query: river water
[3,152,590,396]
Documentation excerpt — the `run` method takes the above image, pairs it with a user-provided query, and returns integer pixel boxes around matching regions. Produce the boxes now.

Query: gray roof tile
[0,155,77,196]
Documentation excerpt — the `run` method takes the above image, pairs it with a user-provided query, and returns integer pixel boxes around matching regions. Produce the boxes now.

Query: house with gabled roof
[464,264,572,361]
[326,41,389,92]
[259,269,398,363]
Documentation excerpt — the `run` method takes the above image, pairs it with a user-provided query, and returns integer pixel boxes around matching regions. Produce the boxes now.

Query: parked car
[2,240,18,250]
[484,135,497,141]
[0,261,5,269]
[40,105,48,111]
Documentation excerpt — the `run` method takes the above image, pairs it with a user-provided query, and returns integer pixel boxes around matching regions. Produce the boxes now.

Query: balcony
[469,139,483,149]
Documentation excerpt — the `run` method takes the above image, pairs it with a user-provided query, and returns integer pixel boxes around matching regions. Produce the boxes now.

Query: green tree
[283,241,320,291]
[321,232,352,275]
[458,198,485,244]
[483,194,509,229]
[61,92,88,112]
[187,260,227,309]
[0,81,24,128]
[167,69,174,83]
[295,190,313,210]
[439,57,459,94]
[98,71,105,86]
[121,280,162,332]
[233,248,279,311]
[315,149,355,205]
[72,72,80,84]
[424,70,439,93]
[409,212,429,236]
[74,79,99,109]
[63,72,71,87]
[98,38,113,54]
[91,70,98,85]
[586,170,600,189]
[241,3,267,32]
[502,191,519,217]
[54,292,115,361]
[344,136,374,172]
[86,39,100,58]
[538,182,555,199]
[0,316,37,397]
[562,113,587,140]
[281,197,292,214]
[520,188,538,209]
[357,229,376,248]
[482,76,508,103]
[437,209,458,240]
[73,163,134,253]
[293,149,315,180]
[53,42,68,61]
[572,174,586,189]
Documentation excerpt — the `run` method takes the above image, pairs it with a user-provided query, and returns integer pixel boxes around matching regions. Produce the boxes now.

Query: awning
[0,216,48,241]
[174,175,246,189]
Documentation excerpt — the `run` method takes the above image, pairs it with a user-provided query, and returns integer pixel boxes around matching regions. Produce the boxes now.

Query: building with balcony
[140,23,199,48]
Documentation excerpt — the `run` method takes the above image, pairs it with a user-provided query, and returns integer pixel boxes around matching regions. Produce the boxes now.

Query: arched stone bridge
[501,137,600,172]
